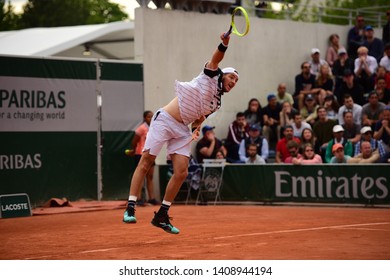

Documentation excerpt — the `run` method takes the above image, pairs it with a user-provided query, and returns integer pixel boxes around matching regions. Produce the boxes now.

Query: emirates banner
[160,164,390,205]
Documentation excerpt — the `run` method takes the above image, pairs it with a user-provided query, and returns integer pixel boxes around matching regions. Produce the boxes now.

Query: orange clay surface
[1,201,390,260]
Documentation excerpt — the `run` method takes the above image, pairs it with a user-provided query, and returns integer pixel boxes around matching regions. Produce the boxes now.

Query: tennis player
[123,33,239,234]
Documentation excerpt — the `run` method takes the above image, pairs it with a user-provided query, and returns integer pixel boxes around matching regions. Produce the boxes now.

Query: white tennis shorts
[143,108,192,157]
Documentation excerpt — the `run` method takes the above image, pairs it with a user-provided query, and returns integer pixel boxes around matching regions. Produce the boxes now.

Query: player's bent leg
[151,154,189,234]
[123,151,156,223]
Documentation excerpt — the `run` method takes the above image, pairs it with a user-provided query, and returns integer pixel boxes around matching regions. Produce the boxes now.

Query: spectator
[262,93,282,145]
[324,124,354,163]
[315,64,335,105]
[383,10,390,46]
[361,91,386,130]
[279,101,297,128]
[284,140,303,163]
[348,140,380,163]
[299,127,316,154]
[292,143,323,164]
[300,94,319,126]
[373,77,390,105]
[373,106,390,152]
[309,48,330,76]
[224,112,249,163]
[355,126,387,159]
[292,112,312,138]
[347,15,366,60]
[380,43,390,73]
[245,143,266,164]
[354,46,378,93]
[276,82,294,106]
[275,125,300,163]
[294,61,318,109]
[323,94,339,121]
[333,47,355,92]
[196,125,227,163]
[215,149,226,160]
[326,33,344,68]
[335,69,365,106]
[312,106,338,157]
[375,65,390,90]
[239,123,269,163]
[244,98,263,126]
[330,143,352,163]
[342,110,361,145]
[338,94,362,126]
[362,25,384,64]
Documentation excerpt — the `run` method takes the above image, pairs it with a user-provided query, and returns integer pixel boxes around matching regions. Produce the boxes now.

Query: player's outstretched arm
[206,33,230,70]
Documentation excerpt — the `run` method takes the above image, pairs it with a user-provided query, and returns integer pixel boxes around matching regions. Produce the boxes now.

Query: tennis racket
[224,6,250,38]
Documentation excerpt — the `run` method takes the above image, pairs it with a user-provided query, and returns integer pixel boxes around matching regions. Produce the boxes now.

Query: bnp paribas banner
[0,56,143,205]
[221,165,390,205]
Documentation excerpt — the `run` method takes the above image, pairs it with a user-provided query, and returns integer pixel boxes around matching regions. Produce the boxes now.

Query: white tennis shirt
[175,70,222,125]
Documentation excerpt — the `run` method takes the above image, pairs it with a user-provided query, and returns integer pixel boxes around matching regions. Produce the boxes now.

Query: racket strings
[231,7,250,36]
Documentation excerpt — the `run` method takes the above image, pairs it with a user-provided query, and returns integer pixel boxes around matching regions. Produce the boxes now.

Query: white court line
[214,222,390,240]
[335,227,390,232]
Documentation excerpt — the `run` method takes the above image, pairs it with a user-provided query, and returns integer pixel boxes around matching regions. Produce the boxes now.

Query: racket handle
[224,26,232,38]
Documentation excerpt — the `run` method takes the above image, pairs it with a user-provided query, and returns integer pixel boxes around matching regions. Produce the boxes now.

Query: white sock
[162,200,171,206]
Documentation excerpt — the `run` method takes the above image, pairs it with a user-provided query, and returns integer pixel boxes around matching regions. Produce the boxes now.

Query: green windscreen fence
[159,164,390,205]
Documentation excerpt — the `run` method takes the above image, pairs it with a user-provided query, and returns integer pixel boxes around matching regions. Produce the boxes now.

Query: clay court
[1,201,390,260]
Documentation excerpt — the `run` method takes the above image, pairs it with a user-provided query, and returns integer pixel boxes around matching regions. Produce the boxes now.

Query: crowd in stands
[193,11,390,165]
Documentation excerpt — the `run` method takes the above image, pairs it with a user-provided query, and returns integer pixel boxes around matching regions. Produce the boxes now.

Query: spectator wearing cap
[238,123,269,163]
[363,25,384,64]
[326,33,345,68]
[224,112,249,163]
[373,106,390,153]
[347,15,366,61]
[354,46,378,93]
[329,143,352,163]
[300,93,319,125]
[262,93,282,146]
[341,109,361,145]
[338,94,362,126]
[323,94,339,121]
[332,47,355,92]
[334,68,365,105]
[312,106,338,158]
[309,48,331,76]
[275,125,300,163]
[380,43,390,72]
[362,91,386,130]
[355,126,386,159]
[294,61,319,110]
[324,124,354,163]
[383,10,390,46]
[195,125,227,163]
[347,140,380,163]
